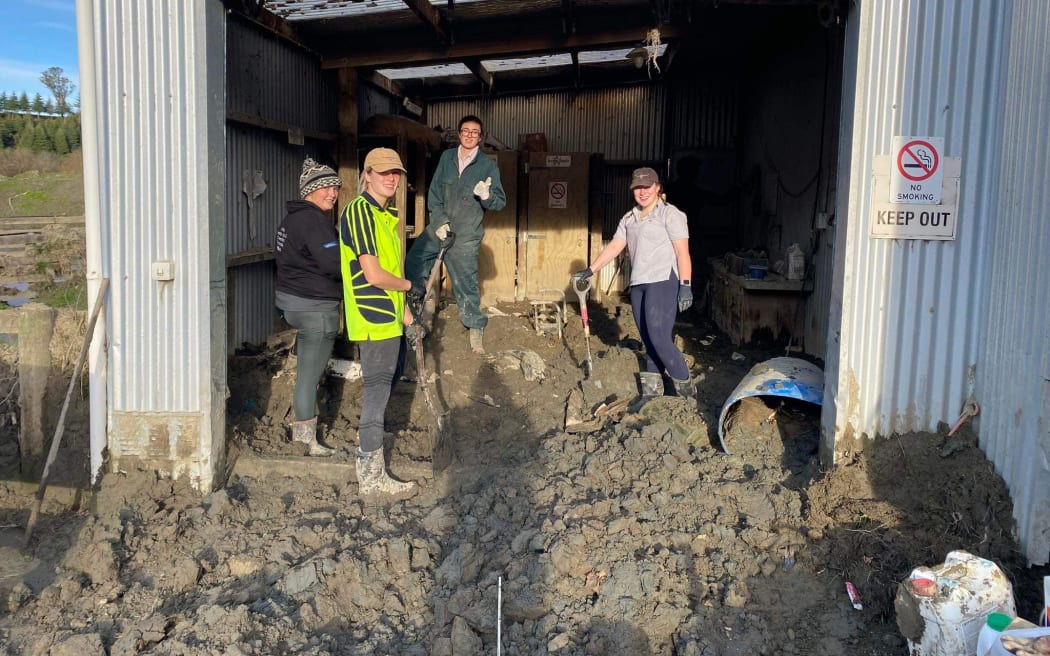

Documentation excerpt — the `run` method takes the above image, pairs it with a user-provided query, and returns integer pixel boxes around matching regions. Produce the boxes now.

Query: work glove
[473,177,492,201]
[677,284,693,312]
[409,280,426,302]
[405,322,427,343]
[439,229,456,249]
[570,268,593,284]
[434,222,450,240]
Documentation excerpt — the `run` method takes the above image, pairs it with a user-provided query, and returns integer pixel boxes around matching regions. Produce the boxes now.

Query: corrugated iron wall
[978,1,1050,565]
[225,17,338,347]
[668,80,738,150]
[229,260,281,351]
[429,86,666,160]
[828,0,1004,440]
[90,0,224,414]
[227,18,337,133]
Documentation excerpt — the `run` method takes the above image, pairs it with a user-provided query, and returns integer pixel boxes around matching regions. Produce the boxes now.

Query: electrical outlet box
[151,260,175,281]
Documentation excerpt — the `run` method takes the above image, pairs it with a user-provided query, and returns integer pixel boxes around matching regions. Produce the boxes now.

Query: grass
[36,281,87,310]
[0,170,84,217]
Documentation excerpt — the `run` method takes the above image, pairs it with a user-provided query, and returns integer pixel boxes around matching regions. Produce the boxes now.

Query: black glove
[409,280,427,302]
[677,284,693,312]
[570,268,593,283]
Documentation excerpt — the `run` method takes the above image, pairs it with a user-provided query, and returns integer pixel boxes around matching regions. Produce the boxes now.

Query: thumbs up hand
[473,176,492,201]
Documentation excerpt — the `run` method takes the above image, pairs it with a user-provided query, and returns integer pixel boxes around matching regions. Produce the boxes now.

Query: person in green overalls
[405,115,506,355]
[339,147,423,497]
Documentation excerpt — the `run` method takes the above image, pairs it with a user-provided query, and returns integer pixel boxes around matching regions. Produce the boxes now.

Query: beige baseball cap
[363,147,407,173]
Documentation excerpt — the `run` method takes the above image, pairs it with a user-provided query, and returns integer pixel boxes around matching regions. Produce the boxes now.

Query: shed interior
[224,0,846,357]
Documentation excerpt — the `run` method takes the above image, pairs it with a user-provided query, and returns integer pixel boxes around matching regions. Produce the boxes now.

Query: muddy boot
[628,372,664,412]
[356,448,417,497]
[469,328,485,355]
[673,377,696,401]
[291,417,335,456]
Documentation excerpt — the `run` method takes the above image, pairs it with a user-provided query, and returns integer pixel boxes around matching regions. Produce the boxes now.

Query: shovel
[571,275,593,378]
[414,232,455,471]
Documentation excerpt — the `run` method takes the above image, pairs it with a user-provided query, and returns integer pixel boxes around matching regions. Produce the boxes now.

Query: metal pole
[75,0,109,484]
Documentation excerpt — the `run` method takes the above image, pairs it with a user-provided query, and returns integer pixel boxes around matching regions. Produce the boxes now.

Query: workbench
[708,257,813,346]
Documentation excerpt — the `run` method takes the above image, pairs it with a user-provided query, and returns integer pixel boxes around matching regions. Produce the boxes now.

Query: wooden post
[336,68,359,211]
[413,141,427,237]
[17,303,56,474]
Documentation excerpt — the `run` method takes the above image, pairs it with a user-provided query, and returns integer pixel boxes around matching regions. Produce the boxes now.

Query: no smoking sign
[890,136,943,204]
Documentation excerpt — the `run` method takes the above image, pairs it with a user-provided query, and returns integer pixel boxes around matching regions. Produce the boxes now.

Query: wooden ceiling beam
[401,0,450,46]
[321,24,686,70]
[222,0,310,53]
[462,58,494,90]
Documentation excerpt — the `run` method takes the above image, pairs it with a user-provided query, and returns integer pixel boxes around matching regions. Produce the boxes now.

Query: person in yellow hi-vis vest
[339,148,424,497]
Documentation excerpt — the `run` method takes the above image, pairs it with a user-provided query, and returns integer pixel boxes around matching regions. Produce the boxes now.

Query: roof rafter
[462,58,494,90]
[223,0,310,52]
[321,24,686,69]
[401,0,451,46]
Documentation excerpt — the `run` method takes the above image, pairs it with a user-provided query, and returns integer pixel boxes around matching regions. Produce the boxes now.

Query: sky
[0,0,79,101]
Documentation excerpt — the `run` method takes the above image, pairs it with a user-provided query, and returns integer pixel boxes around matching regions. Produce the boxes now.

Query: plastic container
[747,264,767,279]
[786,243,805,280]
[977,612,1013,656]
[894,551,1017,656]
[987,627,1050,656]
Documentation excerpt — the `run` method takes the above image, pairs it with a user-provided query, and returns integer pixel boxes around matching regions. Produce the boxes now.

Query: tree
[18,92,29,112]
[0,93,8,112]
[40,66,75,115]
[16,121,34,149]
[31,93,45,114]
[30,124,52,152]
[66,116,81,150]
[51,126,70,154]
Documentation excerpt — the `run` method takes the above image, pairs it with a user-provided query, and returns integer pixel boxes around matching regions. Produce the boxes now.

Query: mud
[0,296,1046,655]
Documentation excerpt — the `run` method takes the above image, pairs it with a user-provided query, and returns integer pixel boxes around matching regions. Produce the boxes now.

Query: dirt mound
[0,300,1044,655]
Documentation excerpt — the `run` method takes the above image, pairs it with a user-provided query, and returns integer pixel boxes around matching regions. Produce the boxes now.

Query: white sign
[545,155,571,167]
[890,136,943,204]
[548,181,567,209]
[871,155,961,240]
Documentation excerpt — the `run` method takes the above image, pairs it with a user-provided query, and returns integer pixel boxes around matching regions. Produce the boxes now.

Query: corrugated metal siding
[226,19,338,348]
[831,0,1004,439]
[977,1,1050,565]
[429,86,666,160]
[229,261,281,349]
[226,125,306,255]
[94,1,223,413]
[668,80,738,150]
[227,17,336,133]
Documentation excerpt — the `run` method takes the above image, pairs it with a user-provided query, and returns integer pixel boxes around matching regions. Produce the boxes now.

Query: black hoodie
[274,199,342,301]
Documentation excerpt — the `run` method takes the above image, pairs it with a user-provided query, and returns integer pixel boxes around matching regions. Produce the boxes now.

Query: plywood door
[523,152,590,299]
[477,150,519,304]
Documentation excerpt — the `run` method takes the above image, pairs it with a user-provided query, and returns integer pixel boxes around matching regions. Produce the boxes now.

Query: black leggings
[630,275,689,381]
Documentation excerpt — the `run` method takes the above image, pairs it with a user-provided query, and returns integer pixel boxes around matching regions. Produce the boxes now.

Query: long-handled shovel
[571,276,593,378]
[414,232,455,471]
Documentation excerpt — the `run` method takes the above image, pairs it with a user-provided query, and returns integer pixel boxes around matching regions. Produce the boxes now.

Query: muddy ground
[0,289,1047,655]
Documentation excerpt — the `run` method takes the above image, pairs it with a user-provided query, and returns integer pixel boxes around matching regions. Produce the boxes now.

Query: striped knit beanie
[299,157,342,199]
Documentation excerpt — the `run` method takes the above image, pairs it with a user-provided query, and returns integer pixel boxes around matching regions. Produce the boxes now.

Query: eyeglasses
[459,129,482,137]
